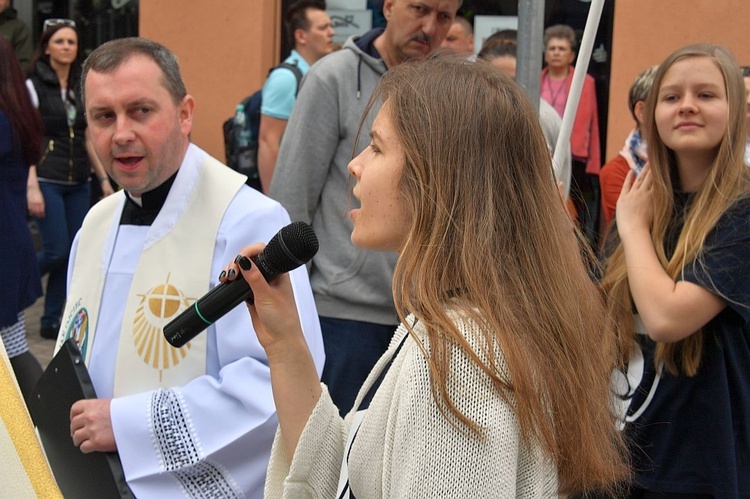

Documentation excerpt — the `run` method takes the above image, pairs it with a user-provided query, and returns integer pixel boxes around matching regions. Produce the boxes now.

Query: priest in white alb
[55,37,325,498]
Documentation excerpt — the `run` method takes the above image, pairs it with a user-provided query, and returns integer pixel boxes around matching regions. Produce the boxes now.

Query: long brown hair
[363,56,627,494]
[602,44,750,375]
[0,38,43,166]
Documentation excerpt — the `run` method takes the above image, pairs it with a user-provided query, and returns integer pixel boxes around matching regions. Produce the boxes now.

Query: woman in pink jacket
[541,24,600,242]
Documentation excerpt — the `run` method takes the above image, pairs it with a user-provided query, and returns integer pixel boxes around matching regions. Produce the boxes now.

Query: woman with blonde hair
[224,56,627,497]
[603,44,750,497]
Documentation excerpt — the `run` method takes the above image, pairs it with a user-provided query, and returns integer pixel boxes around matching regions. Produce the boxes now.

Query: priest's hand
[70,398,117,453]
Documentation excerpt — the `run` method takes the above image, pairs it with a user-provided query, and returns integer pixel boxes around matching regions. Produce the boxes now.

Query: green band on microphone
[194,302,212,325]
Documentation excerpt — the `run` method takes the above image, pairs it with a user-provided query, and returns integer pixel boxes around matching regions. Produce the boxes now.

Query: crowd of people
[2,0,749,497]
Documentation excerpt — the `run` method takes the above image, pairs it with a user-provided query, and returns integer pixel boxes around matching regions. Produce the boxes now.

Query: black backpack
[223,62,304,191]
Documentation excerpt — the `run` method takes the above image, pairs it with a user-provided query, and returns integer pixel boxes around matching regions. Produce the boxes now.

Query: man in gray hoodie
[269,0,461,415]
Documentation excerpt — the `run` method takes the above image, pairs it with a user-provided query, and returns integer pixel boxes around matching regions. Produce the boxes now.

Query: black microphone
[163,221,318,348]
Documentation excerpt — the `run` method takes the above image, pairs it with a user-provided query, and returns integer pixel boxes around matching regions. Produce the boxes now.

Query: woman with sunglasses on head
[221,56,628,497]
[0,37,44,403]
[25,19,113,340]
[603,44,750,497]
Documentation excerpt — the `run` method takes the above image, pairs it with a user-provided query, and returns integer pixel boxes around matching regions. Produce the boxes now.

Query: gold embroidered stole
[58,156,245,396]
[55,191,123,363]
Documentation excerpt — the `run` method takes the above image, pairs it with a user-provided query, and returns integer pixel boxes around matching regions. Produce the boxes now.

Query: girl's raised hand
[616,162,654,238]
[219,244,305,356]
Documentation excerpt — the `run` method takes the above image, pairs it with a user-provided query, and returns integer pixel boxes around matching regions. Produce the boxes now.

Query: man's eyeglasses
[43,18,76,31]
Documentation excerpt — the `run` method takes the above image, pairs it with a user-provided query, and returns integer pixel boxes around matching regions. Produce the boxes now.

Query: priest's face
[84,54,194,197]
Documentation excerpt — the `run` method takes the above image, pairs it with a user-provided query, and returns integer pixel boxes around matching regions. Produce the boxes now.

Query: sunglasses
[43,18,76,30]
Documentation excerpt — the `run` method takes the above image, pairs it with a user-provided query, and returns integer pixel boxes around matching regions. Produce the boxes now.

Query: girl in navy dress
[0,38,44,402]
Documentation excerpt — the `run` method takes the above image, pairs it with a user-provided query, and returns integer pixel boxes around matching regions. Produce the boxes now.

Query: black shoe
[40,327,58,340]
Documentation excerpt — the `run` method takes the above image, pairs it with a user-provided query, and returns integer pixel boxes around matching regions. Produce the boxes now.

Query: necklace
[545,74,569,109]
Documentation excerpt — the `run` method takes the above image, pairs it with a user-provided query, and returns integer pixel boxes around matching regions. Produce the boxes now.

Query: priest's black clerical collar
[119,170,179,226]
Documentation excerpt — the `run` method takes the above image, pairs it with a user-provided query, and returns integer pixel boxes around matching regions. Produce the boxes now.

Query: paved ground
[24,221,55,370]
[25,280,56,370]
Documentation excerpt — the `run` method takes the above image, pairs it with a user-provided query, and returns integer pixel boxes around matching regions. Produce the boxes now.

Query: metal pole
[552,0,606,196]
[516,0,545,112]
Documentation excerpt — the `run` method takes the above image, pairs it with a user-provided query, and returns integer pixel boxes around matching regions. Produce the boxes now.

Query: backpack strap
[269,60,305,97]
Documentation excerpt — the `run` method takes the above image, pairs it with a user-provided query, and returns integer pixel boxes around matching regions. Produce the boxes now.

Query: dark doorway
[32,0,138,59]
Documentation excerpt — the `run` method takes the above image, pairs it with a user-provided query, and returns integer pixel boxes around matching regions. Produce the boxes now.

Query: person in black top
[25,19,113,339]
[602,44,750,497]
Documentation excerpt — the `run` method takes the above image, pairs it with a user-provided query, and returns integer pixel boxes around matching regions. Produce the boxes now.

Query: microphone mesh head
[261,221,319,275]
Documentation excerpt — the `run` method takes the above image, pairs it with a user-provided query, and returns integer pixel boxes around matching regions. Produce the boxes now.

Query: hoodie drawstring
[356,56,362,100]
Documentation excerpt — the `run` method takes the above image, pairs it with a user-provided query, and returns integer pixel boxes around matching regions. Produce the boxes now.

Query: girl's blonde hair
[362,56,627,494]
[602,44,750,375]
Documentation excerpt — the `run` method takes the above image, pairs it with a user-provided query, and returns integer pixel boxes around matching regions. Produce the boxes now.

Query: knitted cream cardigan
[265,313,559,498]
